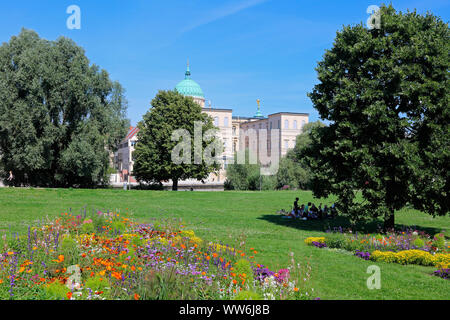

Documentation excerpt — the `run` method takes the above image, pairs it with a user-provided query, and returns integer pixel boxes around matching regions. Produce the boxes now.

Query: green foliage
[84,275,110,294]
[81,221,95,234]
[60,234,77,251]
[276,156,310,190]
[234,259,254,282]
[305,5,450,228]
[225,149,276,191]
[432,233,446,250]
[43,281,69,300]
[233,290,262,300]
[111,221,126,234]
[0,29,129,188]
[133,90,221,190]
[322,233,347,249]
[412,238,425,248]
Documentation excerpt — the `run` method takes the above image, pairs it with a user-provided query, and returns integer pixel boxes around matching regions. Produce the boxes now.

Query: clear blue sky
[1,0,449,126]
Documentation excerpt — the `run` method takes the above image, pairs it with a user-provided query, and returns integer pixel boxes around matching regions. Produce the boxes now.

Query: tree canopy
[304,5,449,229]
[0,29,129,187]
[133,90,221,190]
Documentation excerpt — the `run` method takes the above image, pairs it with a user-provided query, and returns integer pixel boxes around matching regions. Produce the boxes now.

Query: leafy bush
[81,220,94,234]
[412,238,425,248]
[371,250,437,266]
[432,233,446,251]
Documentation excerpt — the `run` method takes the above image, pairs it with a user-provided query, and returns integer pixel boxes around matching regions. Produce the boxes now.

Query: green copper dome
[175,63,204,98]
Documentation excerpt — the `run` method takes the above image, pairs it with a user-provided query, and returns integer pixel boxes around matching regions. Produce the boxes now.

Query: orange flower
[134,293,140,300]
[112,272,122,280]
[52,255,64,263]
[67,292,73,300]
[294,287,299,292]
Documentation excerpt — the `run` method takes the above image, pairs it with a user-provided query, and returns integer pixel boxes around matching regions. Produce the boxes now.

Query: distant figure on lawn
[293,198,300,216]
[282,198,337,221]
[7,171,13,181]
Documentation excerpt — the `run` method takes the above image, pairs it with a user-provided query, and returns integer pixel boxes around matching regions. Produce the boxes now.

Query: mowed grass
[0,188,449,300]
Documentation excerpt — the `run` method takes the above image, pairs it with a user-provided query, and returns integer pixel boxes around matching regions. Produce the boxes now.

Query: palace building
[112,62,309,187]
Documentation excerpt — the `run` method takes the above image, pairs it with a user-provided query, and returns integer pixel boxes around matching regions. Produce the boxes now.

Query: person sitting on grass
[293,198,300,217]
[299,204,305,218]
[310,203,319,219]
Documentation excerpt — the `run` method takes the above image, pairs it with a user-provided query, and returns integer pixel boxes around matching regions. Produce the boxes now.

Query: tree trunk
[172,178,178,191]
[384,208,395,231]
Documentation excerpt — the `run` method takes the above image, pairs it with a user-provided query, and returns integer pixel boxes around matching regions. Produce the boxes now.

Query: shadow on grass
[257,214,444,236]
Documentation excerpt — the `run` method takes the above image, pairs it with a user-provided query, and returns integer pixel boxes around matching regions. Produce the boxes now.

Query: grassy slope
[0,188,449,300]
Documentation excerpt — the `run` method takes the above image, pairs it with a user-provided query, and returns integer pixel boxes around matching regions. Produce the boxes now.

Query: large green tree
[0,29,129,187]
[305,5,449,229]
[133,90,221,190]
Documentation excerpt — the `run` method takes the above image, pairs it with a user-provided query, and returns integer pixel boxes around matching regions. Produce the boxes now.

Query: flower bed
[304,229,449,277]
[0,210,315,300]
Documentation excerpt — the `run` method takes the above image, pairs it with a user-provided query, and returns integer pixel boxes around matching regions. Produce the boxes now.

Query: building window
[301,120,306,130]
[284,120,289,129]
[214,117,219,127]
[269,122,272,130]
[284,140,289,149]
[278,120,281,129]
[224,117,229,127]
[293,120,297,129]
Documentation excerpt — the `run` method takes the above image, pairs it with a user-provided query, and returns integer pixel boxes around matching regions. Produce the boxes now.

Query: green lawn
[0,188,449,300]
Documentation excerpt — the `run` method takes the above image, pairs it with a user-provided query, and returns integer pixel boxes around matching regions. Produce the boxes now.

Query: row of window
[244,119,307,131]
[118,140,137,149]
[213,116,229,127]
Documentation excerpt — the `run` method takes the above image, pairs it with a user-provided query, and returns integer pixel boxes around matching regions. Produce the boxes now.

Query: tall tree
[133,90,221,190]
[305,5,449,229]
[0,29,129,187]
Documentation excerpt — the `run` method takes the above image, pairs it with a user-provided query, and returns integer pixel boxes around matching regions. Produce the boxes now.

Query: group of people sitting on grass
[280,198,337,220]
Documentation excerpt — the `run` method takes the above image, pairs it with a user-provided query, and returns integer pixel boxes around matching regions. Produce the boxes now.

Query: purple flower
[355,250,371,260]
[312,241,327,248]
[433,269,449,280]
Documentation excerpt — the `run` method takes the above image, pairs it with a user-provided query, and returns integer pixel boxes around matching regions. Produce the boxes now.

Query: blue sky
[0,0,449,126]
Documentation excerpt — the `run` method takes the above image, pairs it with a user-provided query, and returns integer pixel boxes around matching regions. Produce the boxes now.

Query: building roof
[124,126,140,141]
[203,108,233,113]
[268,112,309,116]
[175,62,204,98]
